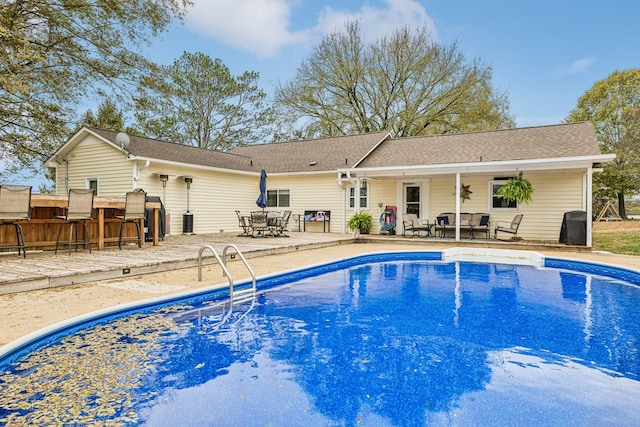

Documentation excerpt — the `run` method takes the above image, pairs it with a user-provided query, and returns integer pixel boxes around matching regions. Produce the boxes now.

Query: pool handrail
[198,244,257,304]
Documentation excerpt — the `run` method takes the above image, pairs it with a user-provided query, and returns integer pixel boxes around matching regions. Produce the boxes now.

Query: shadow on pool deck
[0,231,605,295]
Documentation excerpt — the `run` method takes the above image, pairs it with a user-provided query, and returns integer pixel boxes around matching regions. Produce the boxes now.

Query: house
[44,122,614,245]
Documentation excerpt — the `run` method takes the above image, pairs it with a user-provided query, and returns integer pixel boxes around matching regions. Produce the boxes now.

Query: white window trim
[488,180,520,212]
[267,188,290,208]
[86,177,98,195]
[348,182,369,210]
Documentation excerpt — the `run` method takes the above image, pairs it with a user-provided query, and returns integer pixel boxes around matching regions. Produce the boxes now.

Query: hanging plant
[497,171,534,204]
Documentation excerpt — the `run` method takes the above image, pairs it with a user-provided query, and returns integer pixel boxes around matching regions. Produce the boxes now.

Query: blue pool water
[1,252,640,426]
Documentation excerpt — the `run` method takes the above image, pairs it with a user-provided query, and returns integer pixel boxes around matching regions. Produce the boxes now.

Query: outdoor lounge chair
[0,185,32,258]
[402,213,431,237]
[494,214,523,240]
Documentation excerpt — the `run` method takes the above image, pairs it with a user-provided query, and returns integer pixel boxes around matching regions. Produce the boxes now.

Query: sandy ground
[3,238,640,347]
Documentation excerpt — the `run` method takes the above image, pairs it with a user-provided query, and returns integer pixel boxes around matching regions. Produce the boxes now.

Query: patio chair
[494,214,523,240]
[235,210,252,237]
[271,210,291,237]
[114,191,146,249]
[459,213,474,238]
[0,185,32,258]
[402,213,431,237]
[471,213,490,239]
[436,213,456,238]
[250,211,269,237]
[55,188,95,254]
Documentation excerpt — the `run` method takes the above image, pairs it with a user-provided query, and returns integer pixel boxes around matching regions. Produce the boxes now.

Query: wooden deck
[0,231,591,295]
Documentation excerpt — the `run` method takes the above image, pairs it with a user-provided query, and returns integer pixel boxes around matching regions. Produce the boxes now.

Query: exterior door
[405,185,420,216]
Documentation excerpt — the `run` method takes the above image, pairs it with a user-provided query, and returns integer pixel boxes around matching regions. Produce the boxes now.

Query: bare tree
[275,21,514,138]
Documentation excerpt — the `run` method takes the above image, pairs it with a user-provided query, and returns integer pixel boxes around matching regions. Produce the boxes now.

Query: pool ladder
[197,244,257,306]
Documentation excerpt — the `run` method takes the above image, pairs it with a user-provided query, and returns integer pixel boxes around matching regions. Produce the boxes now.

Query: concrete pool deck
[2,231,640,346]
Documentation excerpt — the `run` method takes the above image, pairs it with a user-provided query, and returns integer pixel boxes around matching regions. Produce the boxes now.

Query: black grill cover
[145,196,166,241]
[559,210,587,246]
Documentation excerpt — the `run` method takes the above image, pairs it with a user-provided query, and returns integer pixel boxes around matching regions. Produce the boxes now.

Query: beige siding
[268,173,345,233]
[428,172,585,240]
[54,132,590,241]
[56,136,133,195]
[136,165,257,235]
[367,180,397,234]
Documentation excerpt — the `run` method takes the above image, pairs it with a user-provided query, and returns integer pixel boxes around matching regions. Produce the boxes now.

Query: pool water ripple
[1,254,639,426]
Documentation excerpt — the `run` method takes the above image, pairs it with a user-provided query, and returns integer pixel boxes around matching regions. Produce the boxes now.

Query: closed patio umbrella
[256,169,267,209]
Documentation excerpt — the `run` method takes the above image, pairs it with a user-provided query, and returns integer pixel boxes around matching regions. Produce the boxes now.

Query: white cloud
[184,0,435,57]
[185,0,307,58]
[316,0,437,43]
[556,57,596,75]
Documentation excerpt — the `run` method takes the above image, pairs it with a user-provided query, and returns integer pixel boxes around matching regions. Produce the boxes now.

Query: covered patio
[337,123,615,245]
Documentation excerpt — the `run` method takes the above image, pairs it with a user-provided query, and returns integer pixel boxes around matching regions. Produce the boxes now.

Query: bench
[303,210,331,232]
[435,212,490,239]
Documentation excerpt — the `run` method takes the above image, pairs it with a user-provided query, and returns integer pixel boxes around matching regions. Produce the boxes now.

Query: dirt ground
[593,219,640,232]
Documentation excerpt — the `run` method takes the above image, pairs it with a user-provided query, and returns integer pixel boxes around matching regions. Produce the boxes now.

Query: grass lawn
[592,220,640,255]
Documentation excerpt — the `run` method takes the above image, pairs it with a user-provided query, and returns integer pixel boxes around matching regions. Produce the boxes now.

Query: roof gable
[88,127,258,172]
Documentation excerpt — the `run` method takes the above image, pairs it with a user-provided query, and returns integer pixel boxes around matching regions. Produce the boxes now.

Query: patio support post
[455,172,461,241]
[355,178,361,211]
[586,167,593,247]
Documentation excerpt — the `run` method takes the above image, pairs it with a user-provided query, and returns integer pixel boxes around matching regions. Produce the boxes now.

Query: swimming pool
[1,250,639,426]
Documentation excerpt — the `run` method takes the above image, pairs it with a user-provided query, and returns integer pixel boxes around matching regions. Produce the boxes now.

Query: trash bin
[145,196,166,241]
[559,210,587,246]
[183,212,194,234]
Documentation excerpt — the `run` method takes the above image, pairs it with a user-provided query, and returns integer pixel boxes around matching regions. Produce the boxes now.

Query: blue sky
[145,0,640,127]
[12,0,640,187]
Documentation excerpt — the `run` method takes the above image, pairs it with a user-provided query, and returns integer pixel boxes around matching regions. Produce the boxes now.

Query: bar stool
[115,191,146,249]
[55,189,95,254]
[0,185,32,258]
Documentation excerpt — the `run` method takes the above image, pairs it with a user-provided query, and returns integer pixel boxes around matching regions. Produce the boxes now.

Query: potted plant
[497,171,534,205]
[348,211,373,237]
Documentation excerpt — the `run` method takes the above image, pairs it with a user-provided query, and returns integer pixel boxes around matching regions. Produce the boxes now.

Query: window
[87,178,98,194]
[267,189,290,208]
[405,185,420,216]
[349,182,369,209]
[490,180,518,210]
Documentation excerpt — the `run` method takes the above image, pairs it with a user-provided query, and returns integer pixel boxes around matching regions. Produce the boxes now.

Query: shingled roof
[89,127,258,172]
[355,122,601,169]
[76,123,600,175]
[228,131,390,173]
[88,127,390,174]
